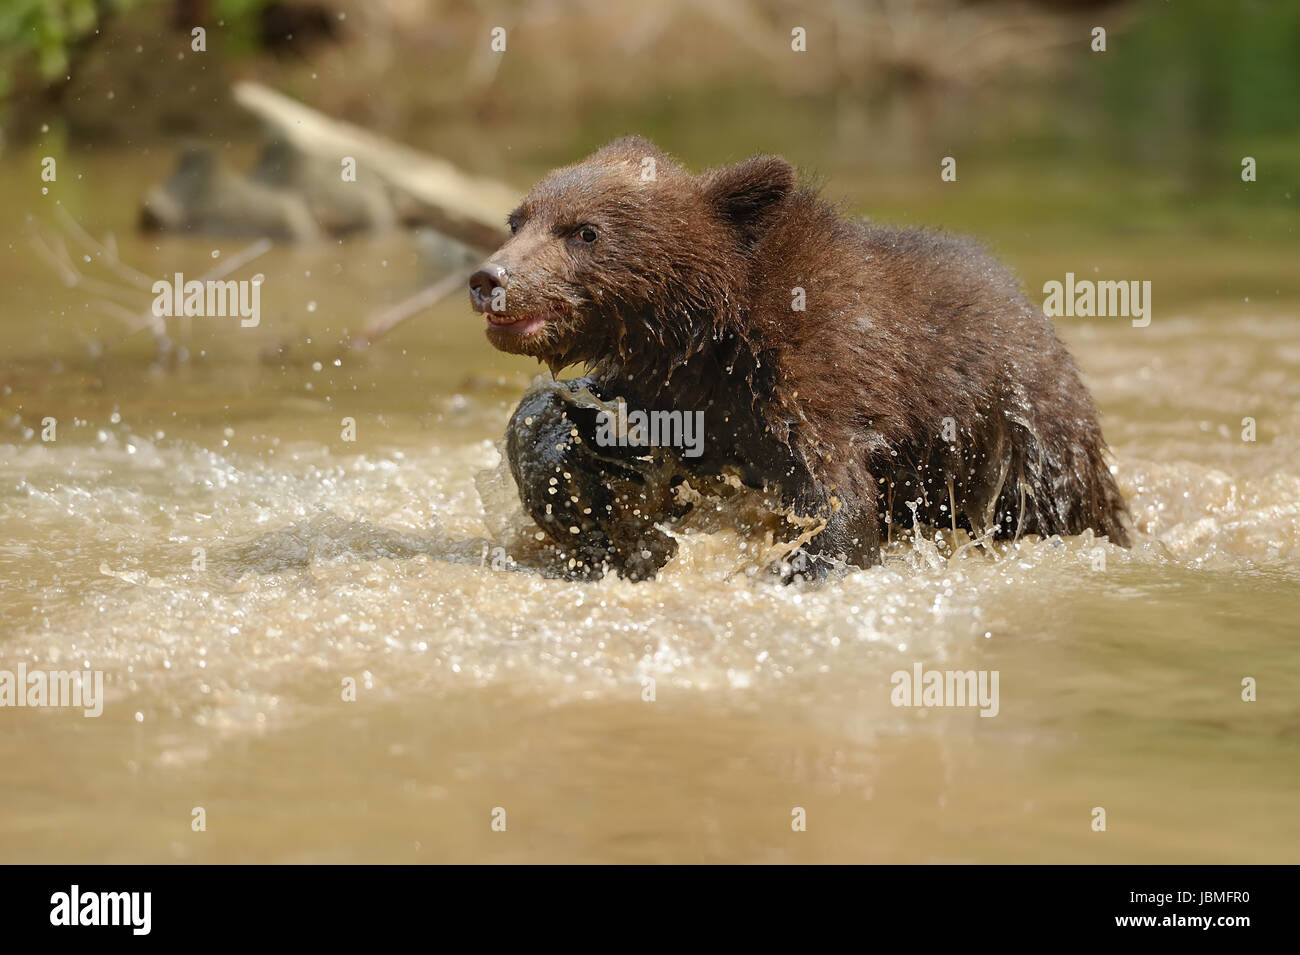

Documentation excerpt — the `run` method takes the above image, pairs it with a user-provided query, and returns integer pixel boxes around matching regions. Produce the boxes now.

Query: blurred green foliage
[1104,0,1300,142]
[0,0,275,97]
[2,0,1297,202]
[212,0,275,55]
[1037,0,1300,193]
[0,0,118,96]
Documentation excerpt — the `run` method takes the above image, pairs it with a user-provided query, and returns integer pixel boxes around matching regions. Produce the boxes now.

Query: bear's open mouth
[485,312,553,335]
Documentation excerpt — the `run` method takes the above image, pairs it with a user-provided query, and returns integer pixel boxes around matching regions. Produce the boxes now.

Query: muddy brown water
[1,152,1298,863]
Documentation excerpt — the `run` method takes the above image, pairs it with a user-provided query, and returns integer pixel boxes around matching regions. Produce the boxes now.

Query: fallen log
[232,81,517,248]
[141,81,518,250]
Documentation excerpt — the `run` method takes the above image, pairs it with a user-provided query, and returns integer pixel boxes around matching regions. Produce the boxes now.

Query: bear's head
[469,136,796,375]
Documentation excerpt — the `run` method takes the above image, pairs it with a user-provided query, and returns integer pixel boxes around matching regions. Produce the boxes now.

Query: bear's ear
[704,156,796,246]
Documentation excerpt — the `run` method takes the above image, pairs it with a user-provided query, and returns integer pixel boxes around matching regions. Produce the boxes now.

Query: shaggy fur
[470,137,1132,578]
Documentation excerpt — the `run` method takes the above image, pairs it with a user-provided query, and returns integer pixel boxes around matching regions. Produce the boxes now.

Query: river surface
[1,151,1297,863]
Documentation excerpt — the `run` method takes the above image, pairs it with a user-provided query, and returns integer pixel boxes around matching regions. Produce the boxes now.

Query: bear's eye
[573,226,598,244]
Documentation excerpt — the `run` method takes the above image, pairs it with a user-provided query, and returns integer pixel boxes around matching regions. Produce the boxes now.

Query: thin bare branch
[114,237,275,344]
[351,269,472,349]
[54,204,155,290]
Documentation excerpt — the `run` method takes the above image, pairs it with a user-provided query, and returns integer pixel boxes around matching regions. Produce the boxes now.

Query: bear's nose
[469,263,509,308]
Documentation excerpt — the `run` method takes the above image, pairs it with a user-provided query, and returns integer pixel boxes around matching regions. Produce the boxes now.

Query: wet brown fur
[474,137,1131,573]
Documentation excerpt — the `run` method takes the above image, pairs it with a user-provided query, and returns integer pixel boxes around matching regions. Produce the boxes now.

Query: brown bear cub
[469,137,1132,580]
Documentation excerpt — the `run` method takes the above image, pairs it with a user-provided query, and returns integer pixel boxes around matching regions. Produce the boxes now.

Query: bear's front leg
[781,471,882,581]
[505,377,682,580]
